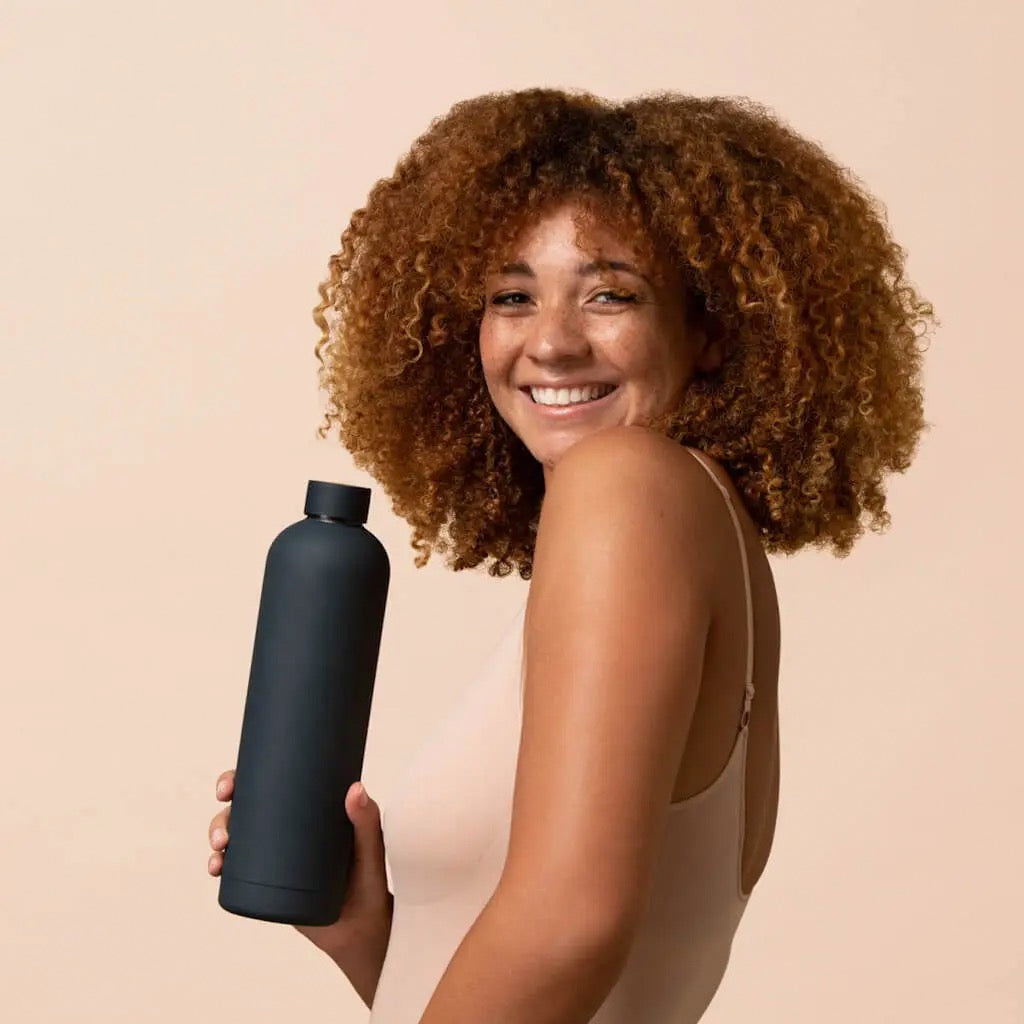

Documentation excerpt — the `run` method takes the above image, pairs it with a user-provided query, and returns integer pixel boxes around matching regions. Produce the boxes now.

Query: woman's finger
[209,808,230,848]
[215,770,235,800]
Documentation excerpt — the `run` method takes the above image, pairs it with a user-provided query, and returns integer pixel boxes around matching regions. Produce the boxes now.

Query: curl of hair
[313,88,937,578]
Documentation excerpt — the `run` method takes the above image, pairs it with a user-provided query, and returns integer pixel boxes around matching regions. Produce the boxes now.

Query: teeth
[529,384,615,406]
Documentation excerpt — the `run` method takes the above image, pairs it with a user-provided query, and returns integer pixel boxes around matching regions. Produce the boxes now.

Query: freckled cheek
[479,334,518,386]
[479,364,514,410]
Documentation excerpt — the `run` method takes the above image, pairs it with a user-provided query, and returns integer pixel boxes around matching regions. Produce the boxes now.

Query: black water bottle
[218,480,390,925]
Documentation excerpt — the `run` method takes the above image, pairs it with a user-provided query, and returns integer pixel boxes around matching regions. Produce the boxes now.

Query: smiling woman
[478,199,719,489]
[313,90,932,567]
[300,85,934,1023]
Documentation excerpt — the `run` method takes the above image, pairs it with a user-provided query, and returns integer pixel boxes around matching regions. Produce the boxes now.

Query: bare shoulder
[536,426,727,594]
[549,425,712,495]
[555,423,693,463]
[543,426,722,532]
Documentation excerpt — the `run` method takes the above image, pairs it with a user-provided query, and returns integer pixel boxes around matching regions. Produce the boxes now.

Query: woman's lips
[519,385,619,418]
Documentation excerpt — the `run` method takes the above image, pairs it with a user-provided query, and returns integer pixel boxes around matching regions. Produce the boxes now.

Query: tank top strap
[684,447,756,730]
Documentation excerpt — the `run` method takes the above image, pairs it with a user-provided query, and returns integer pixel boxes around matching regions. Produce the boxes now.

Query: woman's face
[479,200,721,488]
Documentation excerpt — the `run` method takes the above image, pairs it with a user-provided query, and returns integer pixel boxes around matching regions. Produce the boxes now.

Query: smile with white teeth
[528,383,616,406]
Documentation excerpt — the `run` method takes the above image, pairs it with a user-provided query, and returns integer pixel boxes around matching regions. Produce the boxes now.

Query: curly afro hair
[312,87,937,579]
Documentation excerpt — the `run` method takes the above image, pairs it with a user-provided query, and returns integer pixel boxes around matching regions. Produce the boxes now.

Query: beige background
[1,1,1019,1021]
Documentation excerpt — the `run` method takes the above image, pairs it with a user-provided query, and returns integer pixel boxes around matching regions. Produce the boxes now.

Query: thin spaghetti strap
[684,448,756,730]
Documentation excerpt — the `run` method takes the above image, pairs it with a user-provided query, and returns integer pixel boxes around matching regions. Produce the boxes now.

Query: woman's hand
[207,769,394,967]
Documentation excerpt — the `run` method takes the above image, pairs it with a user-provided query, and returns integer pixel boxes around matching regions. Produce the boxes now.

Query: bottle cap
[304,481,371,524]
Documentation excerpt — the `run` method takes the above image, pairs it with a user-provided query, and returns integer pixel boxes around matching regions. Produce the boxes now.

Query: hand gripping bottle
[218,481,390,925]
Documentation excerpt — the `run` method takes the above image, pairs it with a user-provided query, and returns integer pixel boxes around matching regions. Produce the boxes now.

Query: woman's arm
[414,425,721,1024]
[331,896,393,1010]
[414,886,627,1024]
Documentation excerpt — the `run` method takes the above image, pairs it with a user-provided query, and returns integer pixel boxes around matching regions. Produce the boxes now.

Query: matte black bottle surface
[218,481,390,925]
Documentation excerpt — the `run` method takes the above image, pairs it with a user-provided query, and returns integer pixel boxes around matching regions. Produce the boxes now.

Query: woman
[207,88,935,1022]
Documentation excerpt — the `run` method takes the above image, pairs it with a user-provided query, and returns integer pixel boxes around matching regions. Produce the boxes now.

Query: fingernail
[213,828,227,846]
[216,780,227,797]
[357,783,368,808]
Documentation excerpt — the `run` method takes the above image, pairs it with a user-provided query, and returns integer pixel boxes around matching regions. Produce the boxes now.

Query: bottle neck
[308,514,363,526]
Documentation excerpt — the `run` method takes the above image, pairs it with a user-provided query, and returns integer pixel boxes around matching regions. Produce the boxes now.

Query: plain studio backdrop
[1,2,1019,1021]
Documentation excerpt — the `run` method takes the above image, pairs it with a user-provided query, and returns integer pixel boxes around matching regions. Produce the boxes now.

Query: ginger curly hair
[312,87,937,578]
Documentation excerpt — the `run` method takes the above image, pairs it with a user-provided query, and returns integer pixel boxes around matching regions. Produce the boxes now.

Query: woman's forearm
[331,913,393,1010]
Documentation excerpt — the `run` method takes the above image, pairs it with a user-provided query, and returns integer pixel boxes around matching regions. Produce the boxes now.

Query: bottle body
[219,482,390,925]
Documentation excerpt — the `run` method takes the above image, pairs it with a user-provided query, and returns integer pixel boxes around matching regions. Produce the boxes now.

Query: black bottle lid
[304,481,371,524]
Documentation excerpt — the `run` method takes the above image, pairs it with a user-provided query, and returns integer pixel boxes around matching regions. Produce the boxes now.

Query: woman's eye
[490,290,637,306]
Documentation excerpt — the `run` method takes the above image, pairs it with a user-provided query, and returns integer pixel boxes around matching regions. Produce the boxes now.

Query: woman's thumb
[348,782,387,873]
[348,782,381,833]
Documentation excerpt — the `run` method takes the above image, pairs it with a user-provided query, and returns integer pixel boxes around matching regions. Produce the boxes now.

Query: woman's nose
[523,315,593,362]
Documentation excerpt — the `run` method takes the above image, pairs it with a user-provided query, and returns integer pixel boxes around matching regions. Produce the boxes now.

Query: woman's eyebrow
[497,259,651,284]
